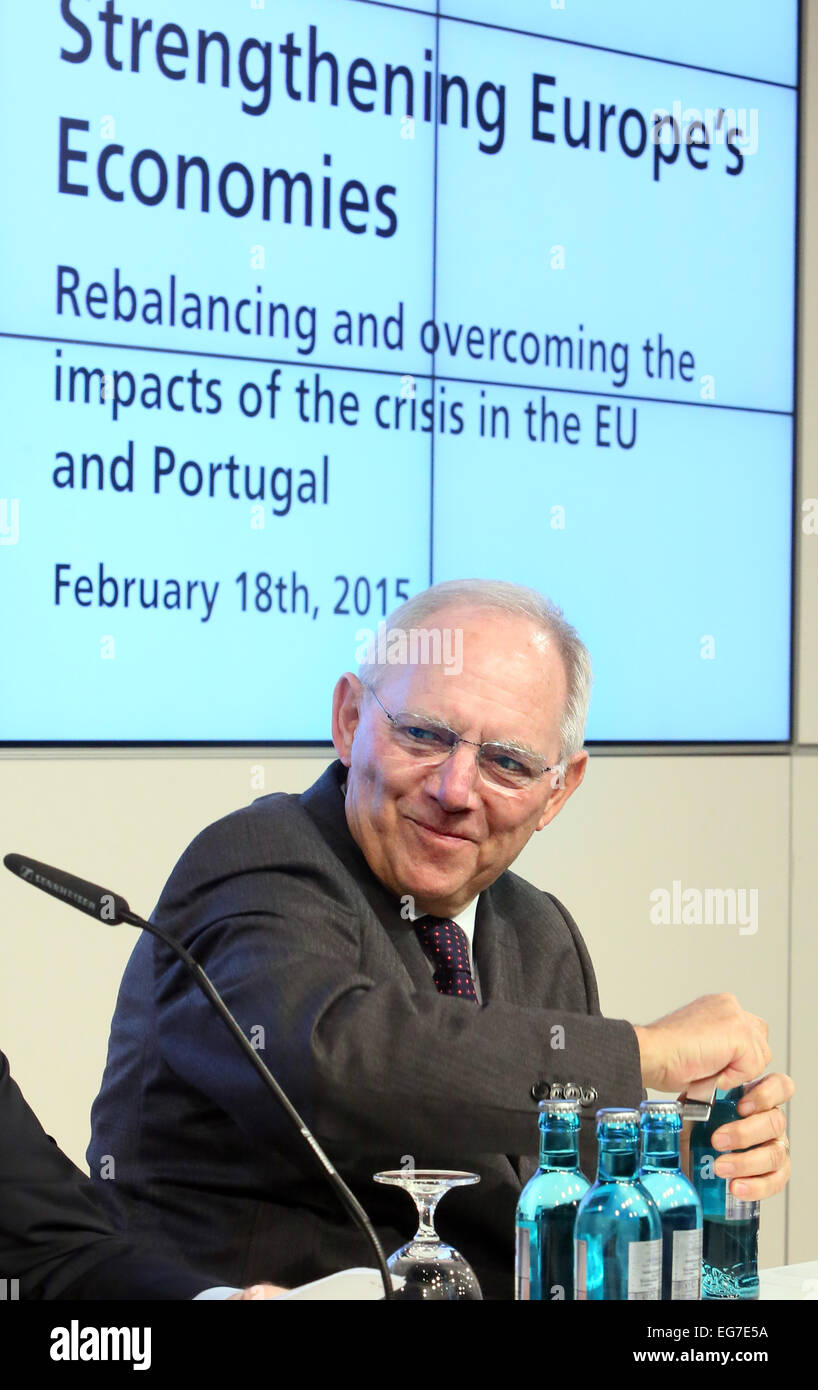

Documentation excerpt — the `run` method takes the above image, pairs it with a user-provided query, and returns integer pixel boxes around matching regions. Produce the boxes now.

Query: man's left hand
[709,1072,794,1201]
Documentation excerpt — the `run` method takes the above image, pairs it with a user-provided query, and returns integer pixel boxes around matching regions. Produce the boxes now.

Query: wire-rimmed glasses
[363,684,564,792]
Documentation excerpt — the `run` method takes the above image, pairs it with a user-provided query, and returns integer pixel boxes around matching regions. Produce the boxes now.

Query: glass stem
[413,1191,442,1243]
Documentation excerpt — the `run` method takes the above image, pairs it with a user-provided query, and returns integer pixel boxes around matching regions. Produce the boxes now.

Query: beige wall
[1,8,816,1277]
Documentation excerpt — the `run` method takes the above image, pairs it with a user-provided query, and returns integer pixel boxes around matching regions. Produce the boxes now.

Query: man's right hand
[633,992,771,1092]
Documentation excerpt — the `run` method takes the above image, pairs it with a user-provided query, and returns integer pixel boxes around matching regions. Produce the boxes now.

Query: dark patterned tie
[414,916,478,1002]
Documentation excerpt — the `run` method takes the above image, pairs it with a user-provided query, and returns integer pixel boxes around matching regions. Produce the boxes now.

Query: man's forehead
[372,610,566,723]
[402,602,548,645]
[392,607,562,678]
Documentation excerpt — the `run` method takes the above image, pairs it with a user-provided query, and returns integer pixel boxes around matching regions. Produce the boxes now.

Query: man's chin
[399,867,481,917]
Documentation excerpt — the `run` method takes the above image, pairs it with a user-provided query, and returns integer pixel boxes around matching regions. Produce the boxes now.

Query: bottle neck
[597,1137,639,1180]
[641,1129,682,1172]
[538,1118,581,1170]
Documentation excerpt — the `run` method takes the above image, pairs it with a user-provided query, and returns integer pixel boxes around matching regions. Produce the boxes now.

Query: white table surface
[759,1259,818,1300]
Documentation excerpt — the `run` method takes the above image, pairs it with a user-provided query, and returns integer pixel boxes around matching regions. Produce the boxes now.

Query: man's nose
[427,742,483,808]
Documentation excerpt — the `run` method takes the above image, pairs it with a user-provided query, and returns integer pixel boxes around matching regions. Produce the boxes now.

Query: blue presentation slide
[0,1,797,741]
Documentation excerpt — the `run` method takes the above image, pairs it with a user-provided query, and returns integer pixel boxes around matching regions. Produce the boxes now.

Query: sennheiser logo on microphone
[32,869,97,914]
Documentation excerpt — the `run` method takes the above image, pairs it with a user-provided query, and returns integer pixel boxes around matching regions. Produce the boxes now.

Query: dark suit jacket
[89,760,642,1299]
[0,1049,216,1299]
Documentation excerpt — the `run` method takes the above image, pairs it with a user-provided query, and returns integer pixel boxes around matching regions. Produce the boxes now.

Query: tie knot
[413,916,478,1002]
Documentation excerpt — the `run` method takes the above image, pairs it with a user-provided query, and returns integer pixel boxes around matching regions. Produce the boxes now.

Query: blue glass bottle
[514,1099,590,1300]
[639,1101,702,1300]
[574,1109,662,1300]
[690,1085,759,1300]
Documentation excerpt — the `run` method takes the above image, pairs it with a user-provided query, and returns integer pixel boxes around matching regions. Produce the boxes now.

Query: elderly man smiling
[89,579,792,1299]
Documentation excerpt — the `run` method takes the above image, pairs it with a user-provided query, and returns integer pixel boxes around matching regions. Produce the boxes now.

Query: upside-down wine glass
[373,1169,483,1300]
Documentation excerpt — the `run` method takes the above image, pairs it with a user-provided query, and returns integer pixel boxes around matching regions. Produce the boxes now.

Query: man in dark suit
[88,580,792,1299]
[0,1048,285,1299]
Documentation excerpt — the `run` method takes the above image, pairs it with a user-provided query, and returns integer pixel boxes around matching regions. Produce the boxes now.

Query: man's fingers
[736,1071,796,1115]
[714,1132,790,1182]
[722,1151,791,1203]
[712,1106,788,1154]
[715,1031,772,1091]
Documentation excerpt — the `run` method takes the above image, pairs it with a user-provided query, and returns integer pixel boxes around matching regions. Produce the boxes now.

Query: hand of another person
[228,1283,288,1300]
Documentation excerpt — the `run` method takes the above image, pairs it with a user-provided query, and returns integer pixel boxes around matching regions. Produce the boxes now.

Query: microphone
[3,851,394,1300]
[3,853,136,926]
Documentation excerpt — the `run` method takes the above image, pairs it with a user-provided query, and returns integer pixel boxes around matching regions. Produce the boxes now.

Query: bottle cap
[596,1108,639,1125]
[537,1098,581,1115]
[639,1100,682,1118]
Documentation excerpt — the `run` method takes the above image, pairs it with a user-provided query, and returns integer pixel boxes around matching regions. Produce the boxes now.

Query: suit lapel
[474,884,536,1182]
[473,884,526,1007]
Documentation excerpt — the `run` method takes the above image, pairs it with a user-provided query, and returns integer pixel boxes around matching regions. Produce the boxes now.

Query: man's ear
[332,673,364,766]
[534,749,588,831]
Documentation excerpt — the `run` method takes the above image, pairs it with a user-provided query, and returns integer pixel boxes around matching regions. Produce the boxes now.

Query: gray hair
[356,578,592,763]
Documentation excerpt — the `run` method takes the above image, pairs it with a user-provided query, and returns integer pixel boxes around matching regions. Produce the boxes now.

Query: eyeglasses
[363,684,564,792]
